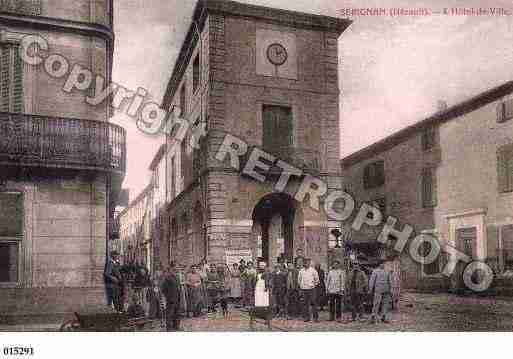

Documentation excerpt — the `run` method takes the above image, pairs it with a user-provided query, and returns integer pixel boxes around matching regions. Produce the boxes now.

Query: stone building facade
[159,0,351,268]
[117,184,152,268]
[341,81,513,291]
[0,0,126,316]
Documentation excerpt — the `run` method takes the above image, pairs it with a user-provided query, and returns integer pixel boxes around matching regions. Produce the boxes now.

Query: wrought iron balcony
[0,112,126,175]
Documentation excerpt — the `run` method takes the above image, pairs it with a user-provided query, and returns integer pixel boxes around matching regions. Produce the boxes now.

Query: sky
[111,0,513,200]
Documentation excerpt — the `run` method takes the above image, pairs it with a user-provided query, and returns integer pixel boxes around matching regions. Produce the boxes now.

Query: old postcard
[0,0,512,355]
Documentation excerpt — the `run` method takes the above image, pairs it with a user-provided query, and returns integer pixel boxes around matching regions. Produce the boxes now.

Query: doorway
[252,193,296,264]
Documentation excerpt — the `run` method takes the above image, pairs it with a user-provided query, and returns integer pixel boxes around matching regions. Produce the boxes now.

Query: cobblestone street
[1,292,513,332]
[176,293,513,332]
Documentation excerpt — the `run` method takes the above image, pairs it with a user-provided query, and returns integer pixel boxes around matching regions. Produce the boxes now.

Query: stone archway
[252,193,299,265]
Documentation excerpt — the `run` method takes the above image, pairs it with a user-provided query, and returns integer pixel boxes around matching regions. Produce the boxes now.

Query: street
[170,292,513,332]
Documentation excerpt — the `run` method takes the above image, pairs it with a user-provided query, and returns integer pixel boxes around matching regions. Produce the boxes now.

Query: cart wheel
[59,319,81,332]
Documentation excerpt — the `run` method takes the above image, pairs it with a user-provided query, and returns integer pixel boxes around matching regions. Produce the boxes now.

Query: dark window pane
[497,144,513,193]
[0,192,23,237]
[363,161,385,189]
[262,105,293,156]
[503,225,513,270]
[0,242,18,283]
[193,55,200,93]
[179,85,186,116]
[422,127,435,151]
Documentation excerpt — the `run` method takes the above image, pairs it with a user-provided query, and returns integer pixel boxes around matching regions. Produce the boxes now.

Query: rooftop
[341,80,513,167]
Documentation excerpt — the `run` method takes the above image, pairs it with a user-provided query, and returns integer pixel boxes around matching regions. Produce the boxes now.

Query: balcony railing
[0,112,126,175]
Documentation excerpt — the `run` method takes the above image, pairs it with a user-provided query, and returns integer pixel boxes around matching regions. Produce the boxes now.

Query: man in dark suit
[104,250,123,311]
[161,262,182,331]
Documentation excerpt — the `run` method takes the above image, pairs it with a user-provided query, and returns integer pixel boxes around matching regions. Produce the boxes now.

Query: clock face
[266,43,288,66]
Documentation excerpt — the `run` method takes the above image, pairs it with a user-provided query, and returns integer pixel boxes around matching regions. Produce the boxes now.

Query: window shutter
[12,44,23,113]
[497,144,513,193]
[432,168,438,206]
[505,99,513,122]
[497,102,505,123]
[422,168,437,207]
[363,165,370,189]
[0,45,11,112]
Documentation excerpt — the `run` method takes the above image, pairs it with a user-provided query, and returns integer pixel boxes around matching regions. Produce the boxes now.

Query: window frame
[363,160,385,189]
[419,229,442,277]
[497,143,513,194]
[501,224,513,272]
[261,103,294,156]
[0,191,24,286]
[421,126,436,151]
[0,41,24,113]
[497,99,513,124]
[421,167,438,208]
[192,53,200,95]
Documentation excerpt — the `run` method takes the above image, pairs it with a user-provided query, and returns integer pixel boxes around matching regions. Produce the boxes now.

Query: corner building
[0,0,125,315]
[161,1,350,268]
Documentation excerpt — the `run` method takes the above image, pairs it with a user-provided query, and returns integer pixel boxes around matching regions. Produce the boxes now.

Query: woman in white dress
[254,263,271,308]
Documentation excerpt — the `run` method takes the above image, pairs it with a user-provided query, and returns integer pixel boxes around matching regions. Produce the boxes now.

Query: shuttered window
[179,84,186,117]
[497,99,513,124]
[262,105,293,157]
[497,143,513,193]
[0,43,24,113]
[193,54,200,94]
[421,126,436,151]
[502,225,513,271]
[0,192,23,283]
[422,167,437,207]
[363,161,385,189]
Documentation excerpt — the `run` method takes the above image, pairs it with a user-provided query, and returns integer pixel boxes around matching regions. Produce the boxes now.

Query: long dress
[229,269,242,299]
[254,273,269,308]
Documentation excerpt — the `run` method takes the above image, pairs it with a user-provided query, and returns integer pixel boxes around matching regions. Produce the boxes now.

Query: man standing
[104,250,122,311]
[298,259,320,322]
[286,260,300,319]
[368,261,392,324]
[161,263,182,331]
[325,260,345,322]
[271,264,288,318]
[186,265,202,317]
[347,261,368,321]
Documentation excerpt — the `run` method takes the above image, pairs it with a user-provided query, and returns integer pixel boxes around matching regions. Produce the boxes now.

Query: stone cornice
[0,12,114,43]
[204,0,351,34]
[162,0,351,109]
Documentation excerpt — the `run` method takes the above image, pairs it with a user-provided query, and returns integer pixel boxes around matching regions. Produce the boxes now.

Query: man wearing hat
[346,261,368,322]
[161,262,182,331]
[104,250,123,311]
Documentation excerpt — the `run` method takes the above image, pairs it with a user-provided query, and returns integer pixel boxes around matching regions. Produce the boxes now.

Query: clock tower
[161,0,351,268]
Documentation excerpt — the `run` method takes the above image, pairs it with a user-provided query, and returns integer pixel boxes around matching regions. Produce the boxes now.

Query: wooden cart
[59,311,160,332]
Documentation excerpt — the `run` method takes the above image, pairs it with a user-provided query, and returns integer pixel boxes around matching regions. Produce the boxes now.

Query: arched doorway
[252,193,297,264]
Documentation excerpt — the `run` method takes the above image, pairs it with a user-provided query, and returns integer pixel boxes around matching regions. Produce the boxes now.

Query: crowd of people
[104,249,402,332]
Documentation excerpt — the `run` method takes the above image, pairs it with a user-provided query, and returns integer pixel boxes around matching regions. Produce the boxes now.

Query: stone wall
[0,173,108,315]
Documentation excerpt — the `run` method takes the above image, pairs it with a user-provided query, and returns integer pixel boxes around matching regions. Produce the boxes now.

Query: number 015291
[3,347,34,356]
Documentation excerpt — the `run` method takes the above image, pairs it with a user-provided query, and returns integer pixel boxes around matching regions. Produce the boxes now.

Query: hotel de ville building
[158,0,351,269]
